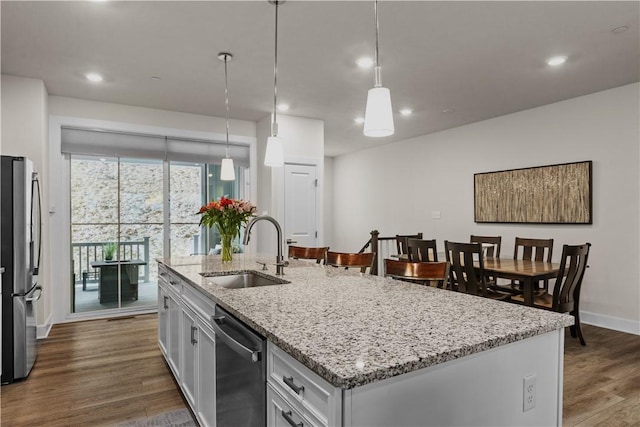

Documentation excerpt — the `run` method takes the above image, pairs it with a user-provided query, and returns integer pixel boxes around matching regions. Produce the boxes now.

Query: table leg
[523,277,534,306]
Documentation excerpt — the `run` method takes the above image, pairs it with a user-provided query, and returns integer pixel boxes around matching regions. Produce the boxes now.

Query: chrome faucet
[243,215,288,275]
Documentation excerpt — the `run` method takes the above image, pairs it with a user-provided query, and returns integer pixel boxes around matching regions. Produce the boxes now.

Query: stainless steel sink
[201,272,289,289]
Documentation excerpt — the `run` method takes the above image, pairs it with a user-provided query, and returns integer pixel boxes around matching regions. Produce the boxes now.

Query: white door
[284,164,318,248]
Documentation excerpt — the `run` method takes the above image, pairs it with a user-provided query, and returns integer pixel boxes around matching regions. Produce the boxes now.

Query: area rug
[116,409,197,427]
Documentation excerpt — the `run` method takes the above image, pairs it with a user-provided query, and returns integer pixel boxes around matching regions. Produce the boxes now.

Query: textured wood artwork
[474,161,592,224]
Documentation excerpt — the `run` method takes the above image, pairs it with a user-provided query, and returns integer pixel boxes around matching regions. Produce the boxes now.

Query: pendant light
[264,0,285,167]
[218,52,236,181]
[363,0,394,137]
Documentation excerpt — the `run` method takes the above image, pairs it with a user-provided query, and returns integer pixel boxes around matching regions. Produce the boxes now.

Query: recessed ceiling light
[356,57,374,68]
[354,117,365,124]
[277,103,289,112]
[441,108,456,114]
[611,26,628,34]
[546,56,567,66]
[85,73,103,82]
[399,108,412,116]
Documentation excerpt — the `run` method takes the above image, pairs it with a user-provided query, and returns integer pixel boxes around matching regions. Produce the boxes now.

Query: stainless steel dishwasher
[211,305,266,427]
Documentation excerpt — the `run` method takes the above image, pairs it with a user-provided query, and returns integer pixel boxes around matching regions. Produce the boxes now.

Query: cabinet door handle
[190,325,198,345]
[281,410,303,427]
[163,296,169,310]
[283,376,304,394]
[169,280,177,286]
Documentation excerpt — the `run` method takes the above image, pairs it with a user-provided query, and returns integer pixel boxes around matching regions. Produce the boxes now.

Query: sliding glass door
[70,155,248,315]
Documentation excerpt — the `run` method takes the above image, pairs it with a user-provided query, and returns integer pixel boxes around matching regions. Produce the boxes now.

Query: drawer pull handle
[190,325,198,345]
[281,410,303,427]
[163,296,169,310]
[283,376,304,394]
[169,280,177,286]
[159,272,167,277]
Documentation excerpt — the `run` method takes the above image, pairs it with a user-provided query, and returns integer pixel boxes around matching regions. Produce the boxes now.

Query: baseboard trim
[37,314,53,339]
[581,311,640,335]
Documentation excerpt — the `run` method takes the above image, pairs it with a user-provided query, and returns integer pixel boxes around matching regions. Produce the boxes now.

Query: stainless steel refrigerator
[1,155,43,384]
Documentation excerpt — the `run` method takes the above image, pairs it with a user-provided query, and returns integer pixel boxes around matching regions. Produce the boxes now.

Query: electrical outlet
[523,374,536,412]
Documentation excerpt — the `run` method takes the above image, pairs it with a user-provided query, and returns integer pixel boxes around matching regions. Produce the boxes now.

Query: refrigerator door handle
[26,285,42,304]
[12,283,38,298]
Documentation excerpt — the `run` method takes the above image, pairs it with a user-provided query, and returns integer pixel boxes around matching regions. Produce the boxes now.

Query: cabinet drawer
[268,343,339,426]
[182,281,216,321]
[268,383,320,427]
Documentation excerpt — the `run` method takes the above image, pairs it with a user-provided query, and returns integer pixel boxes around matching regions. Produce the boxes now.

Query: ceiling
[2,1,638,157]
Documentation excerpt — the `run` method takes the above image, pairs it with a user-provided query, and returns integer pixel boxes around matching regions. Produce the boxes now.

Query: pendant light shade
[363,0,394,138]
[218,52,236,181]
[220,157,235,180]
[264,136,284,167]
[364,86,394,137]
[265,0,285,167]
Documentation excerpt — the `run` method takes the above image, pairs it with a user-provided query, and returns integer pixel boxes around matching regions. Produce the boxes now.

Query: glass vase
[220,233,234,263]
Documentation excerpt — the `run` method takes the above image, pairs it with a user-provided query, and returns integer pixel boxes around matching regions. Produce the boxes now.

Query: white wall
[1,75,52,333]
[253,114,325,254]
[332,83,640,333]
[324,156,334,248]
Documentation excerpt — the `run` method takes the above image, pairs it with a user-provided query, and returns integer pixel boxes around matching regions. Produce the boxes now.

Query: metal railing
[72,237,150,285]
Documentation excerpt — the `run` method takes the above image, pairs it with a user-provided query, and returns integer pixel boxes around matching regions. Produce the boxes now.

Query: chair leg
[573,309,586,346]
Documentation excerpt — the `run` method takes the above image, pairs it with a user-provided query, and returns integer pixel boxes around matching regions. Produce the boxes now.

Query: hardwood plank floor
[1,316,638,426]
[0,314,188,426]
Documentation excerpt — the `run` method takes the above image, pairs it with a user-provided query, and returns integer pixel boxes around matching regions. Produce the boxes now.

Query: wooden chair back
[514,237,553,262]
[395,233,423,255]
[470,235,502,258]
[288,246,329,264]
[553,243,591,314]
[326,251,376,274]
[444,240,486,296]
[406,239,438,262]
[384,259,449,288]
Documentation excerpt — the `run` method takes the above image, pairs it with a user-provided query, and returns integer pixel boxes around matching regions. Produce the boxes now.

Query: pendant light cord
[224,54,230,158]
[373,0,382,88]
[272,1,279,136]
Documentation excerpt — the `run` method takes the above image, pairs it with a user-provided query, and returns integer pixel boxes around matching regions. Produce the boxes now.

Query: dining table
[480,258,562,306]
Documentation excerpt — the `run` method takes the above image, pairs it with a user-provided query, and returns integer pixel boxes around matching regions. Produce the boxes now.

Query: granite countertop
[159,254,574,389]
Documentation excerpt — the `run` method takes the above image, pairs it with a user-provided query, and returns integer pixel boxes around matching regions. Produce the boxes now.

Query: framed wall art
[474,161,592,224]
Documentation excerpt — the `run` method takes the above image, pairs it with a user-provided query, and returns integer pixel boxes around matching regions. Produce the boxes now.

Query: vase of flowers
[197,197,256,263]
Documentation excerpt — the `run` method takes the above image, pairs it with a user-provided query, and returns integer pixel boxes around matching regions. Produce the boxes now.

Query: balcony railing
[72,237,150,286]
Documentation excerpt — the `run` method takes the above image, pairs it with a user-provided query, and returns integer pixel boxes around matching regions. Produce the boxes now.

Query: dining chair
[395,233,423,256]
[510,243,591,345]
[470,235,501,258]
[513,237,554,294]
[444,240,510,300]
[406,238,438,262]
[470,235,502,290]
[288,246,329,264]
[326,251,376,274]
[384,259,449,289]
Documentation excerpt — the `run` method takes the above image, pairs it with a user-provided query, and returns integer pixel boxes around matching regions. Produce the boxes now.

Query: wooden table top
[481,258,561,278]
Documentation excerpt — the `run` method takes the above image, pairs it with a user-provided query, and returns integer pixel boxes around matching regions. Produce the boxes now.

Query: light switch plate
[431,211,441,219]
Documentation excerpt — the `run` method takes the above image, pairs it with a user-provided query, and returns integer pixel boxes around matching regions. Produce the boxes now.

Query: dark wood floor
[0,314,187,426]
[0,315,638,426]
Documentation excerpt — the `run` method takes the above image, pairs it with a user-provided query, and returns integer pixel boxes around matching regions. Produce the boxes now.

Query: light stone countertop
[159,254,574,389]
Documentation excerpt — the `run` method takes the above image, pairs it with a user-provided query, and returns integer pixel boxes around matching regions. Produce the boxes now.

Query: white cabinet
[268,383,319,427]
[197,321,216,427]
[157,264,217,427]
[180,305,198,409]
[158,277,180,378]
[267,342,341,427]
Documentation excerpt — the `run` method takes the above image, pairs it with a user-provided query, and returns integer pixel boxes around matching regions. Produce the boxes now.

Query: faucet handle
[256,261,268,271]
[277,260,289,267]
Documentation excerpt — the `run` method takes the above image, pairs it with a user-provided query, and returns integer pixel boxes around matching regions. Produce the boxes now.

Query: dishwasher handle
[211,315,261,363]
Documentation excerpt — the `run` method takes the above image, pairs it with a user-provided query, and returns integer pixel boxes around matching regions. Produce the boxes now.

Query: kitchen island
[158,255,573,427]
